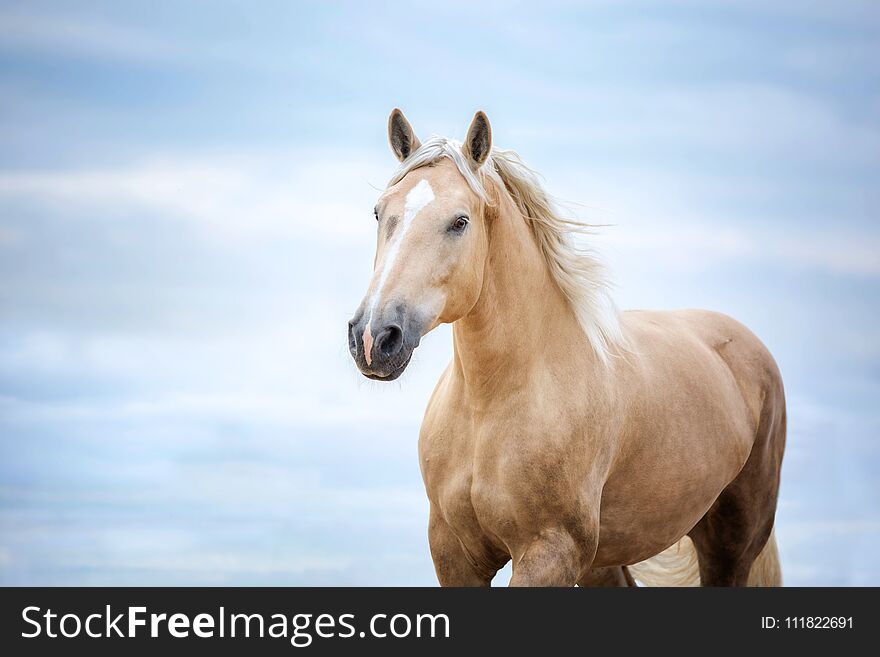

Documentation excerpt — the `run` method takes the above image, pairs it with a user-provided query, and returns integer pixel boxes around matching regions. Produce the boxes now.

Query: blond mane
[389,136,626,363]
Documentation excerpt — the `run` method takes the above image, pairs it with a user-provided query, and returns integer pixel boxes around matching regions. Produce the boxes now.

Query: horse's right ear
[388,109,421,162]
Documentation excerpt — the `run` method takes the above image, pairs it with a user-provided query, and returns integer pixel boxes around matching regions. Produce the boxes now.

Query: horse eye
[449,216,469,233]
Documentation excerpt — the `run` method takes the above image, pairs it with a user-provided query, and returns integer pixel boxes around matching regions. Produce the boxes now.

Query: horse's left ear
[463,111,492,168]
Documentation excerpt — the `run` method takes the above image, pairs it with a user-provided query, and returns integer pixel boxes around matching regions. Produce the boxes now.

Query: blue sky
[0,0,878,585]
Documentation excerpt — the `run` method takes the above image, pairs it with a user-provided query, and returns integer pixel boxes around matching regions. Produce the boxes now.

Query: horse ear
[388,108,421,162]
[463,111,492,168]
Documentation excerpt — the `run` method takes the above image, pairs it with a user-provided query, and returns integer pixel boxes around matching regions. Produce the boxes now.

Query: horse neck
[452,192,595,403]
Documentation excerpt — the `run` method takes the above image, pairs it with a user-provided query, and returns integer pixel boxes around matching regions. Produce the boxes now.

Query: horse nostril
[375,324,403,358]
[347,321,358,354]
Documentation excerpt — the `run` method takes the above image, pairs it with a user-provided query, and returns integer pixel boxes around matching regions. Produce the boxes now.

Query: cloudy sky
[0,0,878,585]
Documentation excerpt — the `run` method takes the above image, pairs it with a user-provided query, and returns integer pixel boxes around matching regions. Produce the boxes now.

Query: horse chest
[422,431,480,523]
[420,382,593,554]
[422,422,557,549]
[433,459,519,555]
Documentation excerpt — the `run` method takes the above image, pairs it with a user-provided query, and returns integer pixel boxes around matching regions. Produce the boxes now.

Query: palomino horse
[348,109,786,586]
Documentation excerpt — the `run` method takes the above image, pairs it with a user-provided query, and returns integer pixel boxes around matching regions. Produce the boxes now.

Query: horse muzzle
[347,305,423,381]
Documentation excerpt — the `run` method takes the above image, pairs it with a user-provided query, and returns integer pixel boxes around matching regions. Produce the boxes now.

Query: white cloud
[510,82,880,167]
[0,151,387,246]
[0,318,452,434]
[555,168,880,277]
[0,9,180,63]
[598,220,880,276]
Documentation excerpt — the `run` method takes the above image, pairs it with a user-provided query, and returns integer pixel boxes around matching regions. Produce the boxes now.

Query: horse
[347,109,786,586]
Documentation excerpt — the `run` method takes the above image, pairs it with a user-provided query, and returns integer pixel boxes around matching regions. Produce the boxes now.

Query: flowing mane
[388,136,626,364]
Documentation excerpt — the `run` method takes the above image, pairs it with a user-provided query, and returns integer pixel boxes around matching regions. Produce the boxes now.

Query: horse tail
[628,537,701,587]
[628,527,782,586]
[747,527,782,586]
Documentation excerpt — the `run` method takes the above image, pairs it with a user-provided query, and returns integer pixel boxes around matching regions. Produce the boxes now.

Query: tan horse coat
[349,110,785,586]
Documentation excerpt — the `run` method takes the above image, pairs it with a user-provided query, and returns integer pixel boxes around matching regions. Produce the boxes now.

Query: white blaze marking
[363,322,374,366]
[362,178,435,365]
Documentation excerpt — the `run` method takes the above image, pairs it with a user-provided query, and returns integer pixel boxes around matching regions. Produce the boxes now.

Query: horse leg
[688,399,785,586]
[577,566,636,587]
[428,506,500,586]
[508,528,590,587]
